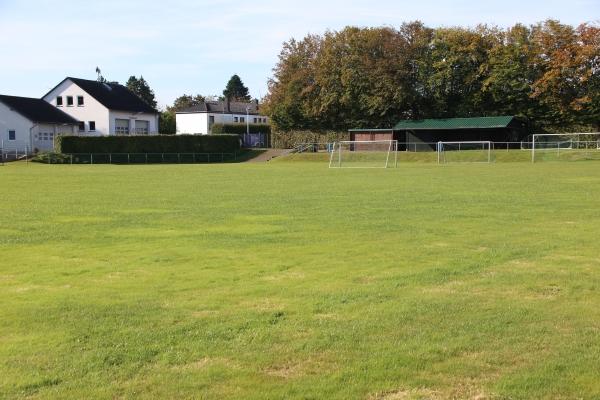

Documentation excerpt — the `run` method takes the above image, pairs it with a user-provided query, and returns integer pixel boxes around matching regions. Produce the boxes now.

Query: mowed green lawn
[1,159,599,399]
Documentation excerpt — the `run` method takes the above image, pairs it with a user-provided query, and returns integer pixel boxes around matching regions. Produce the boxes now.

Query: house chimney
[225,97,230,112]
[252,98,258,110]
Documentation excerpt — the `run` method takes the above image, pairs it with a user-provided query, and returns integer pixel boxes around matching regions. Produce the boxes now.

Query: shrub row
[211,123,271,135]
[270,130,349,149]
[55,134,240,154]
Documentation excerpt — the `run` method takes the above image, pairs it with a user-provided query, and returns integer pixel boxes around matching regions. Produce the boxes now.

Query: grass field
[1,159,600,399]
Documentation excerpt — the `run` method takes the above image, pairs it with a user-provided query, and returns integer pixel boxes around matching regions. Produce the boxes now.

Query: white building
[176,98,268,135]
[42,77,160,136]
[0,94,79,152]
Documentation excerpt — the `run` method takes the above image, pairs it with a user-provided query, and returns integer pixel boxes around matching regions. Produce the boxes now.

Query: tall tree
[159,110,176,134]
[223,74,251,101]
[168,94,206,114]
[126,75,157,109]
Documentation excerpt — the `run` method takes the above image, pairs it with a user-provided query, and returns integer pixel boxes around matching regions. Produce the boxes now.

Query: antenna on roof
[96,67,110,84]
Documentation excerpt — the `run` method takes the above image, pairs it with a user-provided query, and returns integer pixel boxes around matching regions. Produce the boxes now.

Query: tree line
[263,20,600,133]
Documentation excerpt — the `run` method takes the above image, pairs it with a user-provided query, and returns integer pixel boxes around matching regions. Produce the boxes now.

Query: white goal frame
[437,141,493,164]
[329,140,398,168]
[531,133,600,162]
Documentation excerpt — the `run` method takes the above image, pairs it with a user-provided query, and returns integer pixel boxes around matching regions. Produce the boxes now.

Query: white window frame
[8,130,16,141]
[77,96,84,106]
[56,96,63,106]
[89,121,96,131]
[66,96,74,106]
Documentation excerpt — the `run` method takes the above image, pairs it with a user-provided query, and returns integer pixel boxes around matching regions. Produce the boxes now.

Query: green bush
[30,151,71,164]
[270,130,349,148]
[211,123,271,135]
[55,134,240,154]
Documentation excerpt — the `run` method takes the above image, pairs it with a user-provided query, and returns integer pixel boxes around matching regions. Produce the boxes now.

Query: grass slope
[1,161,599,399]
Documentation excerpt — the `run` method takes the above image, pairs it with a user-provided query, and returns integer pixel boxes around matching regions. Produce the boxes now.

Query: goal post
[437,141,494,163]
[531,133,600,162]
[329,140,398,168]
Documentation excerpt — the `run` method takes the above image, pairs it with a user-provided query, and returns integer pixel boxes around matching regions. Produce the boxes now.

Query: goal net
[437,141,494,163]
[329,140,398,168]
[531,133,600,162]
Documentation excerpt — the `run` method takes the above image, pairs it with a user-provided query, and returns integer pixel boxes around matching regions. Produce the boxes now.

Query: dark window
[89,121,96,131]
[78,122,85,131]
[253,118,257,123]
[8,130,15,141]
[240,117,245,123]
[56,96,63,106]
[67,96,73,106]
[77,96,84,106]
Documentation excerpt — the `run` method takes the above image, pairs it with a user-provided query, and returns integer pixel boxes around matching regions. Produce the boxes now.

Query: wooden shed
[350,116,528,151]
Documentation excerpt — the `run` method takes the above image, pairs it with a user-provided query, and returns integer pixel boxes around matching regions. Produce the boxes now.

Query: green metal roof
[347,129,393,132]
[393,116,516,130]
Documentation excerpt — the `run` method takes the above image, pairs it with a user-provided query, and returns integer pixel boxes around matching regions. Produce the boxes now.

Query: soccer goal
[437,141,494,163]
[329,140,398,168]
[531,133,600,162]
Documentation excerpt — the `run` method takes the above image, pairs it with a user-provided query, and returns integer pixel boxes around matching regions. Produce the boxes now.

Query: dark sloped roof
[177,101,261,115]
[393,116,518,130]
[46,77,159,114]
[0,95,80,124]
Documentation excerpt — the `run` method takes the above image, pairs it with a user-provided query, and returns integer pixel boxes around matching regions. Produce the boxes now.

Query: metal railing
[45,152,237,165]
[1,140,29,165]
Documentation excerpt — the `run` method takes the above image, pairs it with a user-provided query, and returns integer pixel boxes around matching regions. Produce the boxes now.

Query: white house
[176,98,269,135]
[0,94,79,152]
[42,77,160,136]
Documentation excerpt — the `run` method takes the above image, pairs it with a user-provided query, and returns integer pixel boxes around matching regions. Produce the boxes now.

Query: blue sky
[0,0,597,109]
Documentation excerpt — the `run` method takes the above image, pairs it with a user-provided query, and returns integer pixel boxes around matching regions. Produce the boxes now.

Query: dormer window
[56,96,63,106]
[67,96,73,106]
[77,96,84,106]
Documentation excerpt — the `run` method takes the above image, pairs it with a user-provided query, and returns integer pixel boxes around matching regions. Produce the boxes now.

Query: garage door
[135,120,149,135]
[115,119,129,135]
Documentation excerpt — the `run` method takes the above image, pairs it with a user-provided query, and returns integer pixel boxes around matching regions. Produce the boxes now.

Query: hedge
[270,130,349,149]
[211,123,271,135]
[55,134,240,154]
